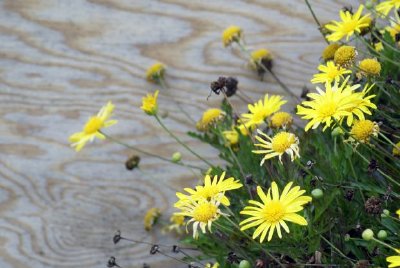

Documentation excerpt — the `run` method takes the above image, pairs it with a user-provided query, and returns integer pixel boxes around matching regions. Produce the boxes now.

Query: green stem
[320,235,355,265]
[379,132,398,148]
[304,0,329,44]
[154,114,214,167]
[356,35,400,67]
[371,237,400,253]
[100,131,203,170]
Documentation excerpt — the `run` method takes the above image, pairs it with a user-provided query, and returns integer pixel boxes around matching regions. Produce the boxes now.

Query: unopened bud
[362,229,374,241]
[171,152,182,163]
[377,230,387,239]
[239,260,251,268]
[311,188,324,199]
[331,127,344,137]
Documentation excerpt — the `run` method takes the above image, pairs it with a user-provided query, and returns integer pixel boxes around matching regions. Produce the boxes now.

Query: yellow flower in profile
[240,182,312,243]
[241,95,286,128]
[376,0,400,17]
[322,43,341,61]
[359,58,381,76]
[146,62,166,83]
[393,142,400,156]
[343,83,377,126]
[196,108,225,131]
[175,197,225,238]
[311,61,352,85]
[222,25,242,47]
[143,208,161,231]
[270,112,293,129]
[223,129,239,146]
[141,90,159,115]
[386,16,400,41]
[253,130,300,165]
[175,172,243,207]
[387,254,400,267]
[251,48,272,62]
[325,5,371,42]
[334,45,357,67]
[350,120,379,144]
[69,101,117,152]
[164,213,185,234]
[374,42,384,52]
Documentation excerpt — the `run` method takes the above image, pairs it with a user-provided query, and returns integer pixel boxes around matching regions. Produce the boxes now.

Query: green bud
[344,234,351,242]
[311,188,324,199]
[362,229,374,241]
[331,127,344,137]
[377,230,388,239]
[239,260,251,268]
[171,152,182,163]
[382,209,390,217]
[365,1,373,9]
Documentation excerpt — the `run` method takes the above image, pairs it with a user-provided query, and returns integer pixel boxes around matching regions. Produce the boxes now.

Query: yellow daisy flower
[297,78,376,131]
[141,90,159,115]
[196,108,225,131]
[252,130,300,165]
[359,58,381,76]
[393,142,400,156]
[175,197,225,238]
[241,95,286,128]
[143,207,161,231]
[387,255,400,267]
[325,5,371,42]
[222,25,242,47]
[270,112,293,129]
[223,129,239,146]
[310,61,352,85]
[349,120,379,144]
[146,62,166,83]
[240,182,312,243]
[175,172,243,207]
[376,0,400,17]
[69,101,117,152]
[322,43,341,62]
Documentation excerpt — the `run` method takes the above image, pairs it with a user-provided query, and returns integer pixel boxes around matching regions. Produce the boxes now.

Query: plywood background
[0,0,357,267]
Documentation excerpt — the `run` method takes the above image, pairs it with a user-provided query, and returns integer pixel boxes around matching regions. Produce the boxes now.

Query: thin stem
[356,35,400,67]
[100,131,203,170]
[379,132,398,148]
[371,237,400,253]
[304,0,330,44]
[154,114,214,167]
[320,235,355,265]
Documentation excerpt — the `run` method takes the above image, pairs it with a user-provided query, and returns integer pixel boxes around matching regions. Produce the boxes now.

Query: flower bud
[239,260,251,268]
[331,127,344,137]
[377,230,387,239]
[381,209,390,217]
[311,188,324,199]
[362,229,374,241]
[344,234,351,242]
[171,152,182,163]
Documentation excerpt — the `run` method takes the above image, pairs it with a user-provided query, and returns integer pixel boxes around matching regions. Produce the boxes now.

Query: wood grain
[0,0,357,267]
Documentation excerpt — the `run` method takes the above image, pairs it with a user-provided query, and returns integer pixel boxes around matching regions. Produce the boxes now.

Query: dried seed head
[113,230,122,244]
[365,196,382,215]
[125,155,140,170]
[344,190,355,201]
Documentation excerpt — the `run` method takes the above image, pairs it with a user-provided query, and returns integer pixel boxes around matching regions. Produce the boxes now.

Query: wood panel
[0,0,357,267]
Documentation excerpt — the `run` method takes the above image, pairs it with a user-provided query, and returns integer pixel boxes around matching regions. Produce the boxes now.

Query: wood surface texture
[0,0,357,267]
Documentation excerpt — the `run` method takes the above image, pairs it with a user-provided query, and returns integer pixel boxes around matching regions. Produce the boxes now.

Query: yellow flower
[322,43,341,61]
[223,129,239,146]
[374,42,384,52]
[240,182,312,243]
[143,208,161,231]
[141,90,159,115]
[146,62,166,83]
[222,25,242,47]
[334,45,357,67]
[175,197,225,238]
[196,108,225,131]
[270,112,293,129]
[311,61,352,85]
[387,255,400,267]
[325,5,371,42]
[349,120,379,143]
[251,48,272,62]
[396,209,400,217]
[393,142,400,156]
[175,172,243,207]
[253,130,300,165]
[241,95,286,128]
[205,263,219,268]
[386,16,400,41]
[376,0,400,17]
[69,101,117,152]
[359,58,381,76]
[164,213,185,234]
[297,78,376,131]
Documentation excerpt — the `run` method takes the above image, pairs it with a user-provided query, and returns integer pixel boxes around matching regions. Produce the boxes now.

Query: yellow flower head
[175,172,243,207]
[253,130,300,165]
[223,129,239,146]
[141,90,159,116]
[241,94,286,128]
[325,5,371,42]
[311,61,352,85]
[251,48,272,62]
[359,58,381,76]
[69,101,117,152]
[322,43,341,61]
[334,45,357,67]
[374,42,384,52]
[222,25,242,47]
[175,197,225,238]
[393,142,400,156]
[143,208,161,231]
[196,108,225,131]
[387,254,400,268]
[376,0,400,17]
[146,62,166,83]
[397,209,400,217]
[240,182,312,243]
[297,77,376,131]
[386,15,400,41]
[205,263,219,268]
[270,112,293,129]
[350,120,379,144]
[164,213,186,234]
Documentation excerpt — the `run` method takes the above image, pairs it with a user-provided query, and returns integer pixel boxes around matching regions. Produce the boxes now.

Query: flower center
[351,120,376,140]
[200,186,219,200]
[272,132,295,153]
[319,100,337,117]
[84,116,103,134]
[342,20,358,33]
[193,203,217,223]
[263,201,285,223]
